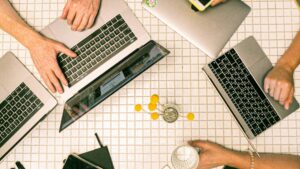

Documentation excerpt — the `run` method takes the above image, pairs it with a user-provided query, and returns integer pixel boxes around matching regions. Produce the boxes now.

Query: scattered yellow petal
[151,112,159,120]
[148,103,157,111]
[150,94,159,104]
[135,104,142,112]
[186,112,195,121]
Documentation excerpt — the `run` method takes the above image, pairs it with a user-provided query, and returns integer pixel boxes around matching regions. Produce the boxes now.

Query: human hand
[264,62,295,110]
[211,0,226,6]
[28,36,77,94]
[188,140,235,169]
[61,0,101,31]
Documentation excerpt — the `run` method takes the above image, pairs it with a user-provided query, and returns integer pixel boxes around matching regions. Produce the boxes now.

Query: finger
[269,80,276,97]
[188,140,208,149]
[77,15,89,31]
[211,0,225,6]
[48,71,63,94]
[67,9,76,25]
[264,77,270,93]
[53,62,68,86]
[55,43,77,57]
[279,87,291,104]
[87,12,97,29]
[71,13,83,31]
[273,84,282,101]
[285,88,294,110]
[42,74,56,93]
[61,0,71,19]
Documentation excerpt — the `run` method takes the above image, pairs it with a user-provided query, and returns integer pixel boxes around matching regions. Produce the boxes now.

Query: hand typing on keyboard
[264,31,300,110]
[0,0,77,94]
[28,37,77,94]
[61,0,101,32]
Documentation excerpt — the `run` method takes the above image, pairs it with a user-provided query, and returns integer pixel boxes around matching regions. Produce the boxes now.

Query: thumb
[55,43,77,58]
[188,140,208,150]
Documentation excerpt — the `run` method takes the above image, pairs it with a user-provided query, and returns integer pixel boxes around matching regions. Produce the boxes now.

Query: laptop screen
[59,41,170,132]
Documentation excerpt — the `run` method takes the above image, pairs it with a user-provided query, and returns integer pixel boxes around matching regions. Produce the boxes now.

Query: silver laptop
[203,36,299,139]
[142,0,250,57]
[41,0,150,101]
[0,52,57,160]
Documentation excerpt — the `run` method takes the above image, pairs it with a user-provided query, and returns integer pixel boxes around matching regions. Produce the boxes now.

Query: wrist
[276,54,298,74]
[225,150,250,169]
[22,30,45,51]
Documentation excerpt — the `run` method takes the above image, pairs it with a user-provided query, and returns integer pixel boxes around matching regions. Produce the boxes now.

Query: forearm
[0,0,42,49]
[277,31,300,72]
[227,151,300,169]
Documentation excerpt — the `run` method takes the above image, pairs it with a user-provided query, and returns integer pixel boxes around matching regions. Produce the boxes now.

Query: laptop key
[96,43,101,48]
[8,118,14,123]
[4,122,9,127]
[116,14,122,20]
[96,57,102,62]
[0,101,8,110]
[30,95,37,102]
[6,104,11,110]
[0,126,4,132]
[87,63,92,69]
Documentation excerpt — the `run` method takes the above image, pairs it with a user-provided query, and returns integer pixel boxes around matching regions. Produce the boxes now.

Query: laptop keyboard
[58,14,137,86]
[0,83,44,147]
[208,49,280,136]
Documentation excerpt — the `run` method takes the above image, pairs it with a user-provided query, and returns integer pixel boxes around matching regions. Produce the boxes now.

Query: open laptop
[0,52,57,161]
[142,0,251,57]
[59,41,170,132]
[41,0,151,102]
[203,36,299,139]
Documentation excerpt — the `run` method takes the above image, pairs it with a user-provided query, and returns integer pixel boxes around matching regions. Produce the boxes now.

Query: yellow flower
[148,103,157,111]
[134,104,142,112]
[186,112,195,121]
[151,112,159,120]
[150,94,159,104]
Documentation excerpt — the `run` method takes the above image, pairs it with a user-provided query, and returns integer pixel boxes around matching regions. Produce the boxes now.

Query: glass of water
[171,145,200,169]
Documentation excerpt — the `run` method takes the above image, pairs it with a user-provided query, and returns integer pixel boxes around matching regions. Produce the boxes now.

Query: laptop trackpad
[48,17,105,48]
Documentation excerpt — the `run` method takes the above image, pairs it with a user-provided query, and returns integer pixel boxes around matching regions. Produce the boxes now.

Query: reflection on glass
[60,41,170,131]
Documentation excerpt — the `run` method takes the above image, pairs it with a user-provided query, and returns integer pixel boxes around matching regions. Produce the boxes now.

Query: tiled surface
[0,0,300,168]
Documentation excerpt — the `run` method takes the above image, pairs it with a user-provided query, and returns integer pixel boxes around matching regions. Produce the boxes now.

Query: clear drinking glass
[171,145,199,169]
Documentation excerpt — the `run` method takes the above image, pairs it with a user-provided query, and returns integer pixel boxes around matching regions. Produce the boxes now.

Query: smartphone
[63,154,102,169]
[189,0,213,11]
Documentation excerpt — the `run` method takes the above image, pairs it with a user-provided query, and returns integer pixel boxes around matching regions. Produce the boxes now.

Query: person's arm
[61,0,101,31]
[0,0,76,94]
[264,31,300,109]
[189,140,300,169]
